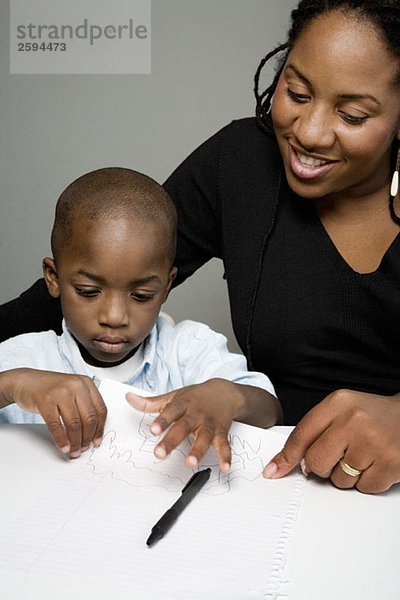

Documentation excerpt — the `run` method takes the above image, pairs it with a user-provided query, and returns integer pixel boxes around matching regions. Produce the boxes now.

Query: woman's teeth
[296,151,328,167]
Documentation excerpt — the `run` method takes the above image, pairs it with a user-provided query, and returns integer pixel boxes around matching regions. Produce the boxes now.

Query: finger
[330,462,361,490]
[263,405,334,479]
[88,386,108,447]
[153,416,193,460]
[212,431,232,472]
[76,390,105,451]
[331,453,373,490]
[40,407,71,455]
[57,400,83,458]
[126,391,174,415]
[184,423,215,469]
[149,395,187,436]
[355,461,400,494]
[301,425,348,478]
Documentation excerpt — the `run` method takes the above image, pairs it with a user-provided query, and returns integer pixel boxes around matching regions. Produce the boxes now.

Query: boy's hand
[2,368,107,458]
[126,378,279,472]
[127,378,239,471]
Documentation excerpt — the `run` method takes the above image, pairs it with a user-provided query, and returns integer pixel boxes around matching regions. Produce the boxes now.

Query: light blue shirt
[0,316,275,423]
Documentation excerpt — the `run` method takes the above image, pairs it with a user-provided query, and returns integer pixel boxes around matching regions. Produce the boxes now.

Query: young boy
[0,168,281,470]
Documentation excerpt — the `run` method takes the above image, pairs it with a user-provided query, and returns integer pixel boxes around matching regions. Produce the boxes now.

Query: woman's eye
[75,287,99,298]
[286,88,310,103]
[339,111,367,125]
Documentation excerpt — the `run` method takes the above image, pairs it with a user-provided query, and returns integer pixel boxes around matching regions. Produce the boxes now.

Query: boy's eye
[286,88,310,103]
[132,293,155,302]
[75,287,100,298]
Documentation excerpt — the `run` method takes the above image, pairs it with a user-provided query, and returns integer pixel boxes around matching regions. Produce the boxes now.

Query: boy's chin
[78,341,139,368]
[89,350,138,368]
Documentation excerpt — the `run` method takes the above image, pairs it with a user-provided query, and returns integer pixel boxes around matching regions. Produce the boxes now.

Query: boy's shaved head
[51,167,177,263]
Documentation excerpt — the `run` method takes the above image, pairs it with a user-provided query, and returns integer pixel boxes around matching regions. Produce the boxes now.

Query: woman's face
[271,11,400,202]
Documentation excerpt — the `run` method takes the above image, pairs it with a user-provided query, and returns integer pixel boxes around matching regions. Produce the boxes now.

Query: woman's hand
[126,378,280,472]
[0,368,107,458]
[263,389,400,493]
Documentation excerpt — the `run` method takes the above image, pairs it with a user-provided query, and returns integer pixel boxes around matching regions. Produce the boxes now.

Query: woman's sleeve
[0,279,62,342]
[163,123,231,286]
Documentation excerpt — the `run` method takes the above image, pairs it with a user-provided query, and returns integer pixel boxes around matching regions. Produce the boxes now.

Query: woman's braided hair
[254,0,400,221]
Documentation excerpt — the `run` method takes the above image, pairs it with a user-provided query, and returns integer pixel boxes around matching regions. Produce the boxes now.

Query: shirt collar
[59,320,94,378]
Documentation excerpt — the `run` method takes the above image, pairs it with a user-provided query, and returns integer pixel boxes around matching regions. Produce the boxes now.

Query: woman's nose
[292,103,336,151]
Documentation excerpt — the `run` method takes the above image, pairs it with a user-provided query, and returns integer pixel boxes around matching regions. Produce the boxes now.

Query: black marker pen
[146,468,211,547]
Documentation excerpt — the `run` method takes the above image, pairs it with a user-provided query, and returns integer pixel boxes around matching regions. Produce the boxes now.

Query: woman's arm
[0,279,62,342]
[164,123,233,286]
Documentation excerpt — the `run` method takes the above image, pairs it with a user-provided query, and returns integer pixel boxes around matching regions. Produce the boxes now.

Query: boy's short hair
[51,167,177,263]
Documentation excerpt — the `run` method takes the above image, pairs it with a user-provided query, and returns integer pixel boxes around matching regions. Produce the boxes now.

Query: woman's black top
[2,118,400,424]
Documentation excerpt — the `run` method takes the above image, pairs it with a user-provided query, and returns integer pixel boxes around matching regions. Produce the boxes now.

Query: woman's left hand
[263,389,400,493]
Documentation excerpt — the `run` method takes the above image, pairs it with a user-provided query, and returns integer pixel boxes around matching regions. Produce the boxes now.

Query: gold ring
[339,459,362,477]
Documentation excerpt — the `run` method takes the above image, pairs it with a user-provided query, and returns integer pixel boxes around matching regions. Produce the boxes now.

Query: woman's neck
[313,183,400,274]
[314,182,398,224]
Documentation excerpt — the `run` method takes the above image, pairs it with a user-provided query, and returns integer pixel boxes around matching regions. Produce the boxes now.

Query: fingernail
[70,451,81,459]
[150,423,161,435]
[220,462,230,473]
[186,455,198,468]
[93,438,103,448]
[60,445,70,454]
[155,446,167,460]
[300,458,308,477]
[81,446,89,453]
[263,462,278,479]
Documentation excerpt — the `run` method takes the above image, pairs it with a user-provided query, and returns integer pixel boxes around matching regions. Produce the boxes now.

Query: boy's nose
[98,296,129,328]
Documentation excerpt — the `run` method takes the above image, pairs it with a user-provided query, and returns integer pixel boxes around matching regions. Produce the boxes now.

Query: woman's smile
[289,143,337,180]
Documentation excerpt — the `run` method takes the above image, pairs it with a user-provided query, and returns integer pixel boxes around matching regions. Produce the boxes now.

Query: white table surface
[1,424,399,600]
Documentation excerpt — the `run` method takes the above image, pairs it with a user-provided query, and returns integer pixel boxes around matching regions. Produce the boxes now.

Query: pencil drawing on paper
[85,410,265,495]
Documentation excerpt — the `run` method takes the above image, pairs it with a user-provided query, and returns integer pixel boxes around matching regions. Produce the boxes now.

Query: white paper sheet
[0,379,306,599]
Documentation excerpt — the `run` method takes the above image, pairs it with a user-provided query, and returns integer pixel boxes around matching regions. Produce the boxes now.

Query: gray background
[1,0,296,351]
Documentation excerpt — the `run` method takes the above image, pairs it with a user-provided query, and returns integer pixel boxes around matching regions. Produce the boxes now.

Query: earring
[391,146,400,199]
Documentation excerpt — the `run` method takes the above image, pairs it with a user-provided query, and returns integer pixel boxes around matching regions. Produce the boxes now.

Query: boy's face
[43,215,177,367]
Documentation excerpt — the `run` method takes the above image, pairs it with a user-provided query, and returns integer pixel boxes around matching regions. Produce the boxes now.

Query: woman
[2,0,400,493]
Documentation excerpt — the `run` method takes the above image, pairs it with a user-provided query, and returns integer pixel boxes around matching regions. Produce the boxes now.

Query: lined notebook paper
[0,379,306,599]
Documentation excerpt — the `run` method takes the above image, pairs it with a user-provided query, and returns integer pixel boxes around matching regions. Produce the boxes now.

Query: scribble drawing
[85,412,265,495]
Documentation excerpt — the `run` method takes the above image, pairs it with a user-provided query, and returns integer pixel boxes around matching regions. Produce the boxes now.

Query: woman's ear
[163,266,178,302]
[42,257,61,298]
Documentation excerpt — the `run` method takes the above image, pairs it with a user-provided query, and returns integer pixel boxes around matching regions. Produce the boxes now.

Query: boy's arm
[232,382,283,428]
[126,321,282,470]
[127,378,281,471]
[0,368,107,457]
